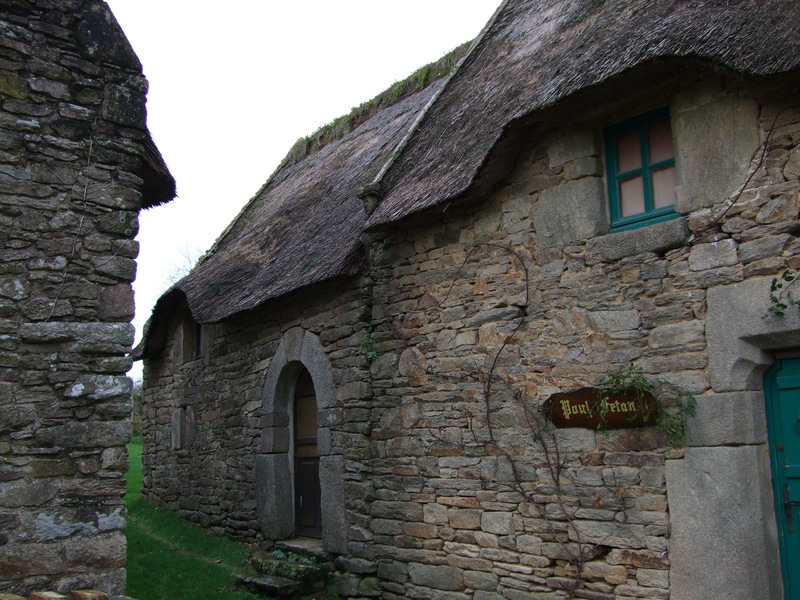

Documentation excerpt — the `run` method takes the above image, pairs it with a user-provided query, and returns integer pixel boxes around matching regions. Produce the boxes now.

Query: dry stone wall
[139,71,799,600]
[357,77,799,599]
[1,1,160,595]
[141,277,372,544]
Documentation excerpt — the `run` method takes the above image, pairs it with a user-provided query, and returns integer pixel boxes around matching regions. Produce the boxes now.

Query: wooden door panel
[295,457,321,537]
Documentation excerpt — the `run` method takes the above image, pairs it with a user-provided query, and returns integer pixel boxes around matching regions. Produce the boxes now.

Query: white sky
[105,1,501,381]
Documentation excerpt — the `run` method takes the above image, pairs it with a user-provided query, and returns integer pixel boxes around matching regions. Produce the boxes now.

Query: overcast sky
[104,1,500,380]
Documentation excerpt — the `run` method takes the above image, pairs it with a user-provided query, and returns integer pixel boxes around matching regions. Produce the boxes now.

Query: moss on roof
[275,41,471,174]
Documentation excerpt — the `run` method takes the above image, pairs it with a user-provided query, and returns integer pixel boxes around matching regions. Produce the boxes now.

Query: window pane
[652,165,676,208]
[620,176,645,216]
[295,393,317,439]
[648,120,674,163]
[295,443,319,458]
[616,131,641,173]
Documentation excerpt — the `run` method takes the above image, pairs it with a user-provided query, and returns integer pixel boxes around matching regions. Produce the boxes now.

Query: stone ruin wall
[140,276,372,542]
[354,76,799,599]
[0,1,157,595]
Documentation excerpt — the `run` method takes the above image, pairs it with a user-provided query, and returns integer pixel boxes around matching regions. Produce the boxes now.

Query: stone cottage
[0,0,174,595]
[137,1,800,598]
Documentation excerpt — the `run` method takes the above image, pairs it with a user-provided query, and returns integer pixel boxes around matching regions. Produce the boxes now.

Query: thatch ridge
[277,41,472,174]
[199,41,473,268]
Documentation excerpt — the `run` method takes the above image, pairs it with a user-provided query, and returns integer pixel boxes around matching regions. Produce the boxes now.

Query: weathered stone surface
[589,217,689,260]
[481,511,514,535]
[637,568,669,588]
[320,454,348,554]
[408,563,464,591]
[18,322,134,349]
[647,320,704,350]
[569,520,647,549]
[686,391,767,446]
[547,129,600,168]
[581,561,627,584]
[372,500,424,522]
[336,557,377,574]
[739,234,791,264]
[534,178,607,248]
[448,509,481,530]
[0,542,64,579]
[0,479,59,507]
[688,239,739,271]
[673,94,760,212]
[255,453,293,540]
[606,549,668,570]
[63,375,132,400]
[35,421,130,448]
[97,284,135,320]
[0,405,36,433]
[666,447,782,600]
[586,310,640,332]
[101,84,146,128]
[463,569,498,591]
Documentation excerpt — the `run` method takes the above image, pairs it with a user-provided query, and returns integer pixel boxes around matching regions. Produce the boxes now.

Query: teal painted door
[767,356,800,599]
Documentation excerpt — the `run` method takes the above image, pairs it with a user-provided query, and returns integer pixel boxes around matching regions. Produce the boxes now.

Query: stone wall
[140,276,371,547]
[0,1,166,595]
[140,70,799,599]
[356,74,799,599]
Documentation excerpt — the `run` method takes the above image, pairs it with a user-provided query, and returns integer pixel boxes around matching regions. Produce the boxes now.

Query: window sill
[589,216,689,261]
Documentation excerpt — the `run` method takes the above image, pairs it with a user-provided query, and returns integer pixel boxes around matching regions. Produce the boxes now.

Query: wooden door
[294,369,321,538]
[766,356,800,598]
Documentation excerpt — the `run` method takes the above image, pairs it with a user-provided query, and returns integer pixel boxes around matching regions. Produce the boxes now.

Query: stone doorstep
[233,573,307,598]
[274,537,331,562]
[237,541,332,598]
[249,555,327,582]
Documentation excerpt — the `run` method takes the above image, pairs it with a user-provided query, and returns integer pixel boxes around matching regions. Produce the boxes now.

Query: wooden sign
[543,387,658,429]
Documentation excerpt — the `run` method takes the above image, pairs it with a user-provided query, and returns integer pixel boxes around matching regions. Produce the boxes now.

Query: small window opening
[605,107,678,231]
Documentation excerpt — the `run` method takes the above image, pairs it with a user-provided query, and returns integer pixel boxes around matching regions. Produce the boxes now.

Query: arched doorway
[293,368,321,537]
[255,327,348,554]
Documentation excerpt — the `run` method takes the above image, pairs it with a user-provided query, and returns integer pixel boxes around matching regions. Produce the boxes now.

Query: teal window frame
[605,107,678,232]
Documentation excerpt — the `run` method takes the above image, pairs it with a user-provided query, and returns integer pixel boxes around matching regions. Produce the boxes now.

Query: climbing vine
[370,241,697,598]
[359,326,378,361]
[768,269,800,317]
[595,365,696,450]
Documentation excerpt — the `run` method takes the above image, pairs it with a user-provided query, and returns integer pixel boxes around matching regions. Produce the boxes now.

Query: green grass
[125,437,267,600]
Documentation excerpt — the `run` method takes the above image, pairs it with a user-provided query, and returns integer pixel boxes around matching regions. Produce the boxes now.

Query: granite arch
[254,327,347,553]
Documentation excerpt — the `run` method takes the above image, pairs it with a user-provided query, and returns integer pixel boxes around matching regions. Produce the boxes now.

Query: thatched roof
[137,0,800,358]
[155,82,447,328]
[141,130,177,208]
[366,0,800,228]
[135,45,473,358]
